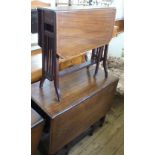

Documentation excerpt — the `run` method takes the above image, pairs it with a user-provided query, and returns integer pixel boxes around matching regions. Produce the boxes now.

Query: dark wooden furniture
[31,25,118,83]
[31,27,118,84]
[37,6,116,101]
[31,108,44,155]
[31,9,38,33]
[32,66,119,155]
[31,4,87,84]
[31,1,51,33]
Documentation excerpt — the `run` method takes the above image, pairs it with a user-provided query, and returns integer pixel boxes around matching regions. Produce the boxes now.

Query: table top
[31,66,118,119]
[38,6,116,59]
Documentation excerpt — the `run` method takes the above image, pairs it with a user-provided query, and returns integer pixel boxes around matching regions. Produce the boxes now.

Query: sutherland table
[31,66,119,155]
[37,6,116,101]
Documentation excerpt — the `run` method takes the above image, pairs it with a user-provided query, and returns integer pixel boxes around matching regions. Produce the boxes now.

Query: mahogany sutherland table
[31,66,118,155]
[37,6,116,101]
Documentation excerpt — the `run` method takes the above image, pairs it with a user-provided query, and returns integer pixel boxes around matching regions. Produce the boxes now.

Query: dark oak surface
[32,66,118,118]
[31,108,44,155]
[32,66,118,154]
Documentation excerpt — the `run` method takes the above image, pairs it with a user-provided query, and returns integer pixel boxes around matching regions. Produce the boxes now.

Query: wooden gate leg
[103,44,108,78]
[99,116,106,127]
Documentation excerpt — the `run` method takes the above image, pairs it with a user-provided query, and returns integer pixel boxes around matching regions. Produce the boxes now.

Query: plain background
[0,0,155,155]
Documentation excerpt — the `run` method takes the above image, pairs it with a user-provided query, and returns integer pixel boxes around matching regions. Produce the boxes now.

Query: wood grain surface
[31,66,118,118]
[56,7,116,58]
[38,6,116,58]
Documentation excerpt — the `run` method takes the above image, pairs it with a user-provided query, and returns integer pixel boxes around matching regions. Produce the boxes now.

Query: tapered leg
[103,44,108,78]
[54,79,60,102]
[94,48,99,76]
[94,47,103,76]
[53,57,60,102]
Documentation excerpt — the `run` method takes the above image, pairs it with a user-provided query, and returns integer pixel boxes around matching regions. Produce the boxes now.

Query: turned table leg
[103,44,108,78]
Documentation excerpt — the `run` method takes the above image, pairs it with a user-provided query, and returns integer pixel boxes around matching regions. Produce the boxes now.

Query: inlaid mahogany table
[31,66,119,155]
[37,6,116,101]
[31,108,44,155]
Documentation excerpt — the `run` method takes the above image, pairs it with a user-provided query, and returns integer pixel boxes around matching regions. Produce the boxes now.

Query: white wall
[108,32,124,58]
[111,0,124,19]
[108,0,124,58]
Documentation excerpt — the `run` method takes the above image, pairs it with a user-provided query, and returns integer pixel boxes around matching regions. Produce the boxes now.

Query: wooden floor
[68,95,124,155]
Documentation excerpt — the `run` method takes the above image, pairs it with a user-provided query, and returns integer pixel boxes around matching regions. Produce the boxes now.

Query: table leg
[103,44,108,78]
[94,46,104,76]
[53,57,60,102]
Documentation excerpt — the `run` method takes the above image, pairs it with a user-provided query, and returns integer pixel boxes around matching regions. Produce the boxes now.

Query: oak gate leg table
[31,66,119,155]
